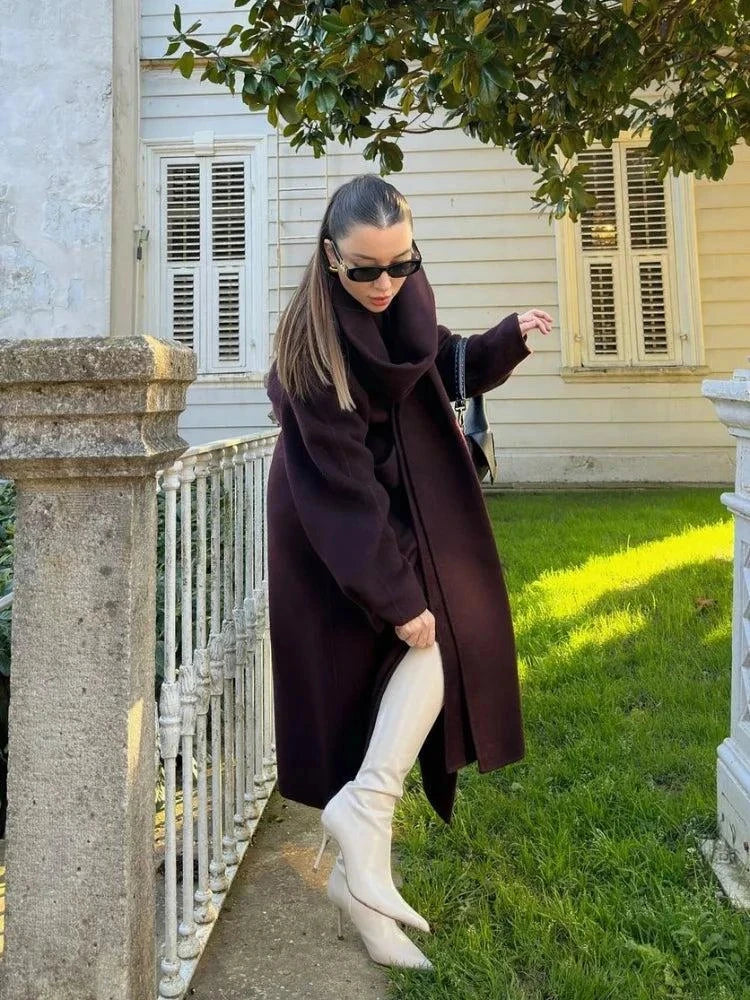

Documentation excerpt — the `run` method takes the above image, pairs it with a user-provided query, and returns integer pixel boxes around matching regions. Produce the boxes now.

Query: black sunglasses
[326,237,422,283]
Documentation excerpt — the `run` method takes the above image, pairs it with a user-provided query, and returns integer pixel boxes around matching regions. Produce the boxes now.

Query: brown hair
[267,173,413,410]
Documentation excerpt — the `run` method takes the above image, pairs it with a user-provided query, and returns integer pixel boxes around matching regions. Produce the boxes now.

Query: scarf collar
[329,267,438,401]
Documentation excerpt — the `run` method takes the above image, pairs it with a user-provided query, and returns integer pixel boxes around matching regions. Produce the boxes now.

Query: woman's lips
[370,296,390,305]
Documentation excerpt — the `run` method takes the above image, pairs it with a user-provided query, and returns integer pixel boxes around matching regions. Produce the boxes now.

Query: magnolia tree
[168,0,750,218]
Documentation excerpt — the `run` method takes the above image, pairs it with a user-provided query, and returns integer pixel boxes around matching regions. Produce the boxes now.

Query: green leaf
[484,61,513,90]
[165,40,180,57]
[340,5,359,26]
[320,14,346,33]
[559,131,579,158]
[173,3,181,31]
[187,38,212,54]
[380,140,403,172]
[315,83,339,114]
[218,26,242,47]
[178,50,194,79]
[278,92,303,124]
[474,9,492,35]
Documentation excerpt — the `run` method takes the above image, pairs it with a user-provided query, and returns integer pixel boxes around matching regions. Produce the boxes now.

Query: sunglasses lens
[349,267,382,282]
[389,260,421,277]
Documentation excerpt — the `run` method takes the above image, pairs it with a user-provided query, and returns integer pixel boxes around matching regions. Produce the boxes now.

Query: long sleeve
[435,311,532,401]
[276,378,429,633]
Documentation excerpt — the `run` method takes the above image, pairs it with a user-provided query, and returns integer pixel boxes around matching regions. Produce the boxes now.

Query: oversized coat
[265,265,532,824]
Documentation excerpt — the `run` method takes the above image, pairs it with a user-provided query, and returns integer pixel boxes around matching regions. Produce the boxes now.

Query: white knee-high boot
[313,641,445,932]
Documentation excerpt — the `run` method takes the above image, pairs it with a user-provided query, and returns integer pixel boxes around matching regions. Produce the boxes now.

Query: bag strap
[453,337,467,425]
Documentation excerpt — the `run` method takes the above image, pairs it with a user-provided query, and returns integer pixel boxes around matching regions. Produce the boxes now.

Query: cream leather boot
[327,851,433,970]
[313,642,444,933]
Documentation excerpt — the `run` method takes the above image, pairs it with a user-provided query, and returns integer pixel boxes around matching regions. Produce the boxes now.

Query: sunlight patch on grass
[517,521,732,626]
[566,608,648,652]
[701,620,733,645]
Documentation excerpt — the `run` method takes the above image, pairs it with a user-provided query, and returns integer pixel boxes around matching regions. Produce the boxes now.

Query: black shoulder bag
[452,336,498,484]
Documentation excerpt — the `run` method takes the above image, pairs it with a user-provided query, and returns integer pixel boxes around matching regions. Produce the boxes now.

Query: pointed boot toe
[327,856,434,970]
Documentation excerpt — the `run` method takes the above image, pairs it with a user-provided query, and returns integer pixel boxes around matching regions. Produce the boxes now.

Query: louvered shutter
[576,142,675,366]
[577,150,623,359]
[209,161,246,366]
[624,148,673,360]
[578,149,624,361]
[160,155,251,372]
[165,162,200,351]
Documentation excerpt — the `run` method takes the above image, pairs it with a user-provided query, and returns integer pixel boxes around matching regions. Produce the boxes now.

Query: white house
[139,1,749,484]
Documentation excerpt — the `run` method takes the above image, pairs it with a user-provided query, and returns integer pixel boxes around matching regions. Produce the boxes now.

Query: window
[142,137,267,376]
[555,134,705,376]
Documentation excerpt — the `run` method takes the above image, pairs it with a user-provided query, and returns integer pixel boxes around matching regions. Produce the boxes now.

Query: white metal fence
[154,430,280,997]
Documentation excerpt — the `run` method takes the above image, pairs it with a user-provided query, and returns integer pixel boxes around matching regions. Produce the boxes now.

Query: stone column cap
[702,368,750,438]
[0,335,197,480]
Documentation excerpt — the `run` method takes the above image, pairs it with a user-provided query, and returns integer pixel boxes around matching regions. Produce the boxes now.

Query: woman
[265,173,551,970]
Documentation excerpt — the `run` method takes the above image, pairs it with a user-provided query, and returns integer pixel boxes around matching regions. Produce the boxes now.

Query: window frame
[554,132,706,380]
[141,134,269,378]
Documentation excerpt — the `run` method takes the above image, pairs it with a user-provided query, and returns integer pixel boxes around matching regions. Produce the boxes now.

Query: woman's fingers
[412,610,433,647]
[419,609,436,647]
[518,309,553,337]
[394,609,436,648]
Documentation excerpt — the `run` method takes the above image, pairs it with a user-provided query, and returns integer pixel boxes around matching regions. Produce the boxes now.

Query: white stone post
[702,366,750,899]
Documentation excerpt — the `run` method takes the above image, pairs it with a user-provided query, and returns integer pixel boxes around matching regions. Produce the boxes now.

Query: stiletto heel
[327,852,433,970]
[336,905,344,939]
[313,828,330,871]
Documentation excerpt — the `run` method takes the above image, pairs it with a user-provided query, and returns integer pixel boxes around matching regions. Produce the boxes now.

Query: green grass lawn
[393,488,748,1000]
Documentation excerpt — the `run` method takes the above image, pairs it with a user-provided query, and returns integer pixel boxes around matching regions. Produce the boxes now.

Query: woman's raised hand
[395,608,435,648]
[517,309,553,351]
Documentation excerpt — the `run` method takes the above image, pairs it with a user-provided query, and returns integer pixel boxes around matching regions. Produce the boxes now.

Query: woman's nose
[373,272,392,292]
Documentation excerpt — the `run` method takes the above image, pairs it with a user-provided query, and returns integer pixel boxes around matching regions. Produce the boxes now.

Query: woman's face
[324,220,414,313]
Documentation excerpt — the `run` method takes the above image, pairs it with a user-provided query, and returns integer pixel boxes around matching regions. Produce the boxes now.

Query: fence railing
[154,430,280,997]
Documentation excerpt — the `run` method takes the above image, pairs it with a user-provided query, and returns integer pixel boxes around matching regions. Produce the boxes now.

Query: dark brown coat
[265,266,532,824]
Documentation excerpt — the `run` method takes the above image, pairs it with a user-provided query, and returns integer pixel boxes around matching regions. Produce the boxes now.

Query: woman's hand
[517,309,553,352]
[395,608,436,648]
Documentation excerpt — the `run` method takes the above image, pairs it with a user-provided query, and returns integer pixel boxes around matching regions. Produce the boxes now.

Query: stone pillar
[702,366,750,894]
[0,336,196,1000]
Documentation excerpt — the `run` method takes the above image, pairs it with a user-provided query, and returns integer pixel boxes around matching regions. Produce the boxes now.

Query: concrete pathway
[187,789,392,1000]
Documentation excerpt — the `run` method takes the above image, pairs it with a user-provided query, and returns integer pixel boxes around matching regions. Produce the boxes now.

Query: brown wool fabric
[265,266,532,823]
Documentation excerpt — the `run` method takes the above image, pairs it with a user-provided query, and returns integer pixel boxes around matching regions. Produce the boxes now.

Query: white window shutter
[165,162,201,351]
[209,160,247,367]
[587,262,619,356]
[577,149,625,360]
[624,148,674,361]
[555,131,703,374]
[154,145,261,375]
[572,142,677,367]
